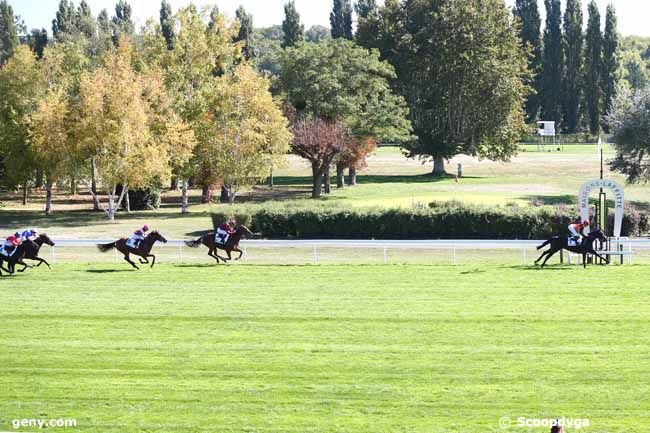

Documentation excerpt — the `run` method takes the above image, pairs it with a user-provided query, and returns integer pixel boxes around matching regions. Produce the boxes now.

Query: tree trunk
[91,158,100,211]
[324,166,331,194]
[22,181,28,205]
[269,166,274,189]
[188,176,196,188]
[228,190,237,204]
[220,185,230,203]
[107,189,116,221]
[336,163,346,188]
[312,165,323,199]
[35,170,44,189]
[348,166,357,186]
[181,179,189,214]
[432,156,446,176]
[201,184,212,204]
[124,186,131,213]
[44,180,53,215]
[70,176,77,195]
[170,176,179,191]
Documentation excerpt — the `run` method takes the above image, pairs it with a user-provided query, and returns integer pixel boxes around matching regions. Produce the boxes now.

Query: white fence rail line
[43,239,650,265]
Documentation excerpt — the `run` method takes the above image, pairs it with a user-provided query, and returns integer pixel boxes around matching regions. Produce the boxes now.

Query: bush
[212,202,649,239]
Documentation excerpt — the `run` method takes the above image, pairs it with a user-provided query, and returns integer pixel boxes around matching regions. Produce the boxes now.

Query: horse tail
[537,239,551,250]
[185,238,203,248]
[97,242,116,253]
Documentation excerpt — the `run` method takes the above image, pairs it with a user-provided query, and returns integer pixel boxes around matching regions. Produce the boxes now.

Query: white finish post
[383,246,388,265]
[452,247,457,266]
[179,243,183,264]
[523,248,527,264]
[244,246,248,264]
[313,244,318,265]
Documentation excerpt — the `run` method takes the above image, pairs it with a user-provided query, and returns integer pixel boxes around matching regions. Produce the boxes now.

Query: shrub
[211,202,648,239]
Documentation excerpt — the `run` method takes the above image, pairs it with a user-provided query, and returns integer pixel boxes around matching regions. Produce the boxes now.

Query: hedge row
[212,203,649,240]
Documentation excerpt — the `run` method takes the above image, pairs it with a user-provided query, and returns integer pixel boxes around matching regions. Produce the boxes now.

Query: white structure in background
[536,121,556,151]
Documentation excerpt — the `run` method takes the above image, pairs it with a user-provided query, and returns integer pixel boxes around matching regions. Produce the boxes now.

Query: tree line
[0,0,577,214]
[513,0,619,134]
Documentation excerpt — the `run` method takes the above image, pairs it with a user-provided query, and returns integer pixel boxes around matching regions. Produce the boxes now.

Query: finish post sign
[579,179,625,238]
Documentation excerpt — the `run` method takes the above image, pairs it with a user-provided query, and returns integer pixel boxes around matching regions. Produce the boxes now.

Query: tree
[234,6,253,59]
[76,0,96,39]
[305,25,330,43]
[620,50,648,91]
[371,0,529,175]
[0,46,42,203]
[291,118,349,198]
[278,39,411,183]
[355,0,380,50]
[142,4,241,206]
[330,0,352,40]
[282,1,304,48]
[0,0,19,65]
[584,0,603,134]
[52,0,76,39]
[194,64,291,204]
[160,0,174,50]
[27,28,48,60]
[513,0,542,123]
[77,40,171,220]
[111,0,134,45]
[562,0,583,133]
[607,87,650,183]
[541,0,564,126]
[602,4,619,119]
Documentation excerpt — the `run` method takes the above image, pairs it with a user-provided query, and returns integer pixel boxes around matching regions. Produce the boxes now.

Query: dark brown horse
[535,229,609,269]
[185,225,254,264]
[0,241,28,275]
[1,234,56,273]
[97,231,167,269]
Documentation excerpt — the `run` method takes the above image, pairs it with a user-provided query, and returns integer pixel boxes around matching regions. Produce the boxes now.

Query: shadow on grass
[174,263,220,269]
[270,173,482,187]
[85,269,134,273]
[510,265,574,271]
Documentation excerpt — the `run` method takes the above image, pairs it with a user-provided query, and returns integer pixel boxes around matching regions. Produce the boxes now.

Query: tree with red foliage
[291,118,352,198]
[335,137,378,188]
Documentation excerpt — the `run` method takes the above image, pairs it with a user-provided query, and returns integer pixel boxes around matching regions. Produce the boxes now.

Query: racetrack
[1,264,649,432]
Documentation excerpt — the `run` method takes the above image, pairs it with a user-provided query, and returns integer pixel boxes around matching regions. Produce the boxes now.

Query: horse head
[237,225,254,237]
[37,233,55,247]
[148,230,168,244]
[587,229,607,244]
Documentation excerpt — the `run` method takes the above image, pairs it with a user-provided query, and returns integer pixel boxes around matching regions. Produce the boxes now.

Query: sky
[9,0,650,37]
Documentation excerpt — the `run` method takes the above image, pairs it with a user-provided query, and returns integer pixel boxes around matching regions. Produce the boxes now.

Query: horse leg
[148,255,156,268]
[124,253,140,270]
[591,250,610,265]
[583,253,588,269]
[17,260,33,272]
[535,250,549,265]
[32,257,52,269]
[233,248,244,261]
[208,248,221,264]
[540,249,558,268]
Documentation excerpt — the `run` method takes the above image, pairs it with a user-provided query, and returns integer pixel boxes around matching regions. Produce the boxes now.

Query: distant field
[1,263,649,432]
[1,142,646,239]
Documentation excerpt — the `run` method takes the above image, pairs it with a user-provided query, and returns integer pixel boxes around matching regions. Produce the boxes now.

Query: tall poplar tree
[355,0,379,50]
[602,4,619,118]
[330,0,352,40]
[562,0,583,133]
[234,6,253,59]
[584,0,603,134]
[160,0,174,50]
[282,1,304,48]
[513,0,542,123]
[0,0,19,65]
[540,0,563,125]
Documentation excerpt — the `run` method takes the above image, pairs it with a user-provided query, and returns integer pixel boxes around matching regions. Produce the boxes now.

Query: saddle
[126,238,140,249]
[567,237,582,247]
[1,246,16,257]
[215,232,229,246]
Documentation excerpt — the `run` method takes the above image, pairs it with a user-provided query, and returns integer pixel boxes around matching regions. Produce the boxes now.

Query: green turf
[1,264,649,432]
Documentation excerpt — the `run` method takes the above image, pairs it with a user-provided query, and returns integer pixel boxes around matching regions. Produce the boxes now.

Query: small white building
[537,121,556,137]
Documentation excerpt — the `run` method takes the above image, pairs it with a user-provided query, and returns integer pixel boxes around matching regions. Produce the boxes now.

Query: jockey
[216,218,236,245]
[568,220,590,244]
[19,228,38,243]
[2,233,21,256]
[129,225,150,248]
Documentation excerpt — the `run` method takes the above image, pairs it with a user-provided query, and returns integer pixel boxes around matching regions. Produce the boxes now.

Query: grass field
[1,264,649,432]
[2,143,645,240]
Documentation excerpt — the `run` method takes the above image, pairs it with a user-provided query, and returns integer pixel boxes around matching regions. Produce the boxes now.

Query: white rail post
[243,245,248,264]
[113,247,118,263]
[50,245,56,264]
[313,243,318,265]
[383,246,388,265]
[523,248,527,265]
[452,246,457,266]
[179,242,183,264]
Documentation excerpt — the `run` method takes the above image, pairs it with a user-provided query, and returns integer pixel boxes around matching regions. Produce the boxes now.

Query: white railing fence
[41,238,649,266]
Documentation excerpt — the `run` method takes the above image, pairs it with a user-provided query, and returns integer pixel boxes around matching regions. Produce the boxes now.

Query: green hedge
[211,203,649,239]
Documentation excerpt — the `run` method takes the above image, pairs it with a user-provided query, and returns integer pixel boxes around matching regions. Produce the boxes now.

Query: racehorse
[0,234,56,273]
[0,241,30,276]
[535,229,609,269]
[185,225,255,264]
[97,230,168,270]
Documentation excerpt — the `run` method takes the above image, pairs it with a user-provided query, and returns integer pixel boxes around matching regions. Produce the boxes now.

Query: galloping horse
[0,241,30,275]
[0,234,55,273]
[185,225,254,264]
[97,230,168,269]
[535,229,609,268]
